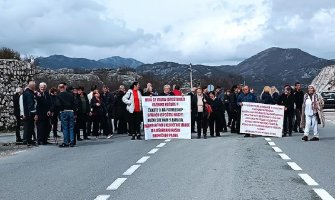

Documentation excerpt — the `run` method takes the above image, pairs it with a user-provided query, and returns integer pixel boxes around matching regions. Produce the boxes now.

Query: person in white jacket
[122,82,142,140]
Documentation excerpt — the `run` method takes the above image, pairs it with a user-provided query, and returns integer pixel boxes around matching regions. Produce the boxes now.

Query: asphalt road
[0,118,334,200]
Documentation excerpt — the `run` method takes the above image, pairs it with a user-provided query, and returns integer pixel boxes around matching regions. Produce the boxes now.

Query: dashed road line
[148,148,159,154]
[265,138,272,141]
[123,165,141,176]
[313,188,335,200]
[94,195,110,200]
[106,178,127,190]
[268,142,276,146]
[165,139,171,142]
[287,162,302,171]
[272,146,283,153]
[298,174,319,186]
[136,156,150,164]
[278,153,291,160]
[156,143,166,148]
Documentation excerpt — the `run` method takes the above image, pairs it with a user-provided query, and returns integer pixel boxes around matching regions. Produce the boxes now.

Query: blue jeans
[60,111,75,144]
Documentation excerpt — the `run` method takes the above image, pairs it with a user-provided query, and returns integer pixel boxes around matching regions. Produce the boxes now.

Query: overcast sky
[1,0,335,64]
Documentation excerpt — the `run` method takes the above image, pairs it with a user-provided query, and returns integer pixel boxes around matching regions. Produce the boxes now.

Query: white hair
[15,87,22,93]
[39,82,47,88]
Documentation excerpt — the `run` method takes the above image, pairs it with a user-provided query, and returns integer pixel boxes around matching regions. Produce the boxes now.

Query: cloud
[1,0,335,64]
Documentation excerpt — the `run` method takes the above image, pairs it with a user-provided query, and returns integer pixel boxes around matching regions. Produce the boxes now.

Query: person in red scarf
[122,82,143,140]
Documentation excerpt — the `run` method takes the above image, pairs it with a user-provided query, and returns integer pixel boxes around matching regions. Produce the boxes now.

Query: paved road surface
[0,118,334,200]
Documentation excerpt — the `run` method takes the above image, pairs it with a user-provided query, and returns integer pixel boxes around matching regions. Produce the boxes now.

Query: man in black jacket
[75,86,90,140]
[56,83,77,147]
[36,82,52,145]
[22,81,37,146]
[278,85,295,137]
[114,85,127,134]
[101,86,115,137]
[293,82,304,133]
[13,87,23,142]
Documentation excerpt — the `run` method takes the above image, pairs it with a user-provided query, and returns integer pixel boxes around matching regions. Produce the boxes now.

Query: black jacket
[229,92,239,112]
[101,92,115,114]
[294,90,304,110]
[278,93,295,113]
[36,91,52,118]
[56,91,77,112]
[160,92,175,96]
[261,92,275,105]
[114,91,127,118]
[22,88,36,117]
[13,93,21,117]
[90,97,107,116]
[191,94,209,118]
[208,98,224,117]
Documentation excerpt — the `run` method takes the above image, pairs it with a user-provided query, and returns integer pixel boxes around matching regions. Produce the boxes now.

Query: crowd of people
[13,80,325,147]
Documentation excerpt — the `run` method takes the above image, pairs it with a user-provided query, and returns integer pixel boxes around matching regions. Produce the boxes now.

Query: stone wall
[311,65,335,92]
[0,59,35,131]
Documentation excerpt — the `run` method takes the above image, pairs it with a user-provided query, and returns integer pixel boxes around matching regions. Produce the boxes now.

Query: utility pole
[189,63,193,89]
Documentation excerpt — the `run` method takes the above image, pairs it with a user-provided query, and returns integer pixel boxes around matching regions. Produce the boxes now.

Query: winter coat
[294,90,304,111]
[237,92,257,107]
[36,91,52,118]
[300,93,325,128]
[191,94,209,118]
[90,97,107,116]
[122,89,142,113]
[277,93,295,113]
[272,92,280,104]
[76,93,90,115]
[208,97,224,117]
[22,88,36,117]
[13,93,21,117]
[114,91,127,118]
[260,92,275,105]
[101,92,115,114]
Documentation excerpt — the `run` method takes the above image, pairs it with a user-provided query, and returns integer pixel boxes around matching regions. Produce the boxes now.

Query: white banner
[240,102,284,137]
[142,96,191,140]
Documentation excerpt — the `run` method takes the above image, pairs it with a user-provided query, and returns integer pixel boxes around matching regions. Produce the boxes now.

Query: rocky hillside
[35,55,143,69]
[229,47,335,90]
[311,65,335,92]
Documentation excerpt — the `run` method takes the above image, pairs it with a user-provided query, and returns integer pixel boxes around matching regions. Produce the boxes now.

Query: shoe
[131,135,136,140]
[204,135,207,139]
[77,138,83,141]
[244,134,250,137]
[137,135,142,140]
[301,136,308,141]
[216,134,221,137]
[310,137,319,141]
[210,134,215,137]
[197,135,201,139]
[59,143,69,148]
[70,143,75,147]
[288,132,292,136]
[299,130,304,133]
[107,134,113,139]
[84,137,90,140]
[223,129,228,133]
[16,138,23,143]
[293,129,298,133]
[231,130,237,133]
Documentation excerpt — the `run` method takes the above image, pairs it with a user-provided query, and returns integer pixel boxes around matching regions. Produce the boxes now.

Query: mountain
[231,47,335,90]
[98,56,143,68]
[35,55,143,69]
[311,65,335,92]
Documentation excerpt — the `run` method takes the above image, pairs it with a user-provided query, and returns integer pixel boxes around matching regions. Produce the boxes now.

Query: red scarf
[133,89,140,112]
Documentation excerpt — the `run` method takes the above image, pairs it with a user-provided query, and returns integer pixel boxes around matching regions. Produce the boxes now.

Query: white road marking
[106,178,127,190]
[123,165,141,176]
[94,195,110,200]
[268,142,276,146]
[136,156,150,164]
[278,153,291,160]
[265,138,272,141]
[313,188,335,200]
[148,148,159,154]
[298,174,319,186]
[165,139,171,142]
[287,162,302,171]
[272,147,283,153]
[156,143,166,148]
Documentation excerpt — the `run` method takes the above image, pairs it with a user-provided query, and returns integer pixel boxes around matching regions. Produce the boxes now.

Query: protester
[217,89,228,132]
[277,85,295,137]
[122,82,142,140]
[143,83,155,96]
[90,89,108,138]
[237,85,257,137]
[13,87,23,142]
[229,85,239,133]
[188,87,197,133]
[114,85,128,134]
[160,85,174,96]
[191,87,209,139]
[36,82,52,145]
[22,81,38,146]
[101,86,114,138]
[224,89,232,127]
[270,86,280,104]
[87,85,97,136]
[49,87,61,138]
[301,85,325,141]
[208,91,224,137]
[260,86,275,104]
[173,85,182,96]
[56,83,77,147]
[75,86,90,140]
[293,82,304,133]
